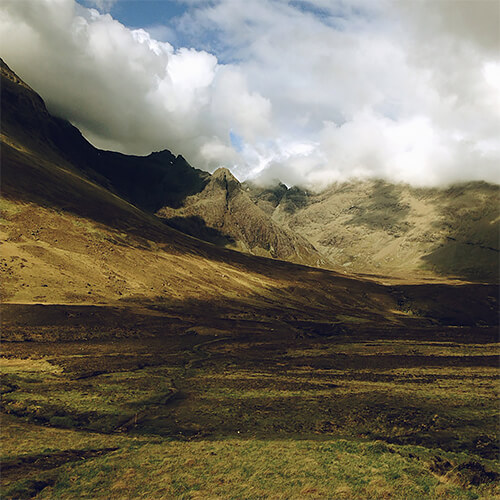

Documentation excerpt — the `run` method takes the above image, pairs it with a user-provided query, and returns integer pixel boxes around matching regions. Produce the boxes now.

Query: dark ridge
[1,57,210,212]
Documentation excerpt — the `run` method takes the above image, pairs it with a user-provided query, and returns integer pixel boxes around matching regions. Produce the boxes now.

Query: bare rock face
[157,169,328,268]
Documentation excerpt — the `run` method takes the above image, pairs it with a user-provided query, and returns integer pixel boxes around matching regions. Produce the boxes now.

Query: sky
[0,0,499,188]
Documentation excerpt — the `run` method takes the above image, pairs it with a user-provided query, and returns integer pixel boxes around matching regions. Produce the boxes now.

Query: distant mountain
[158,168,327,267]
[2,57,497,283]
[244,179,500,281]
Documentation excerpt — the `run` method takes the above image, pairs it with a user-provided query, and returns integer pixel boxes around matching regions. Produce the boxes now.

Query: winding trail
[183,336,232,371]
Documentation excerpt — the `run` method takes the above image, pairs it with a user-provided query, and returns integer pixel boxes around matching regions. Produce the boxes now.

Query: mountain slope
[1,58,325,267]
[158,168,327,267]
[0,57,400,325]
[244,179,500,281]
[1,58,498,333]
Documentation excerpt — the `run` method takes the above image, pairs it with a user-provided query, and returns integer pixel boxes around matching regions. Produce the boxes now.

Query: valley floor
[1,304,498,499]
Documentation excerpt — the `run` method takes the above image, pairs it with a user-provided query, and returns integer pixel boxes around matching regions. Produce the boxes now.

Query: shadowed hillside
[1,57,497,318]
[6,53,495,281]
[1,58,210,209]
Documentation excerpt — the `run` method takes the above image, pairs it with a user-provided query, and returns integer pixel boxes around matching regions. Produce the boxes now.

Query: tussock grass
[1,418,496,499]
[0,358,62,374]
[0,197,23,217]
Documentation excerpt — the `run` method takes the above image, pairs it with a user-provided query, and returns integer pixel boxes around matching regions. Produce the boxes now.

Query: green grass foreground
[2,415,497,499]
[1,329,498,499]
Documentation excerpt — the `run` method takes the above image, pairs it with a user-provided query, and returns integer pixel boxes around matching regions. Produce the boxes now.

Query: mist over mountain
[1,0,499,187]
[244,179,500,281]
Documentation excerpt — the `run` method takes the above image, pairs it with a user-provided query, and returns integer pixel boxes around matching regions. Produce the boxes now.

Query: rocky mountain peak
[212,167,238,182]
[210,167,240,197]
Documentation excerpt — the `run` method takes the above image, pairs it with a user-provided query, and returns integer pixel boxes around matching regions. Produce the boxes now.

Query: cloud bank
[0,0,499,188]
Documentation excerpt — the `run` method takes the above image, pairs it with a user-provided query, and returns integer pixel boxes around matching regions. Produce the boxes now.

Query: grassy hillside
[245,179,499,281]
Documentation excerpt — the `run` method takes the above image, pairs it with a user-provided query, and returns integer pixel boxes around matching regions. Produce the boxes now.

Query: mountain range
[3,57,498,286]
[1,57,391,323]
[0,56,498,333]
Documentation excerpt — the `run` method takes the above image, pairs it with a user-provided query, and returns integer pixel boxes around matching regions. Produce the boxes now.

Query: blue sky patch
[230,130,244,153]
[78,0,188,30]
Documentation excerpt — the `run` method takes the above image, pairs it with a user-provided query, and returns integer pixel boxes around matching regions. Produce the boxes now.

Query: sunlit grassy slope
[3,419,496,499]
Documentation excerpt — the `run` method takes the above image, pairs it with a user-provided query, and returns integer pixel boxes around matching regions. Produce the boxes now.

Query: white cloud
[0,0,499,187]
